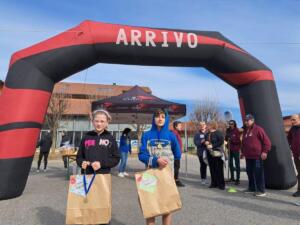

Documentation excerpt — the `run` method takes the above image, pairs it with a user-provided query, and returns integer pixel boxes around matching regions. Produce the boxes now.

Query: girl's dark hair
[122,128,131,136]
[229,120,237,128]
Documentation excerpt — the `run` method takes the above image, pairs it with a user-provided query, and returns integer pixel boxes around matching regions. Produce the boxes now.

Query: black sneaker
[293,191,300,197]
[235,180,240,185]
[175,180,185,187]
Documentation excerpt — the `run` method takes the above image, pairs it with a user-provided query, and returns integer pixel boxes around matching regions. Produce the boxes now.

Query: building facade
[43,82,151,148]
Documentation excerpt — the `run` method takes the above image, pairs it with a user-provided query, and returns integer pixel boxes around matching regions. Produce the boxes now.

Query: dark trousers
[246,159,265,192]
[197,152,207,179]
[174,159,180,180]
[207,154,225,188]
[62,156,67,168]
[37,152,49,170]
[229,151,240,181]
[294,158,300,190]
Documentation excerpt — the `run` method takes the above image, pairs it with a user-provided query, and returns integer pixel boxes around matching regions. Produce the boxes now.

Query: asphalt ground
[0,154,300,225]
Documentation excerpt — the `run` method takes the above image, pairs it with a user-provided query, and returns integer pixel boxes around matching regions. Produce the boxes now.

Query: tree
[189,97,226,134]
[45,89,70,151]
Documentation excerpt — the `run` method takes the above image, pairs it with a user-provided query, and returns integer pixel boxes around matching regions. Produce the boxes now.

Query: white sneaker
[201,179,207,185]
[37,169,40,173]
[123,172,129,176]
[118,173,125,178]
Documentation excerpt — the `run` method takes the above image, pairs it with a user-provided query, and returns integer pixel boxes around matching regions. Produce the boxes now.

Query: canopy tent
[91,85,186,124]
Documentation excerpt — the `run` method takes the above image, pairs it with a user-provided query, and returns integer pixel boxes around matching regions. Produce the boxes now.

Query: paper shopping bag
[65,174,111,224]
[135,166,182,218]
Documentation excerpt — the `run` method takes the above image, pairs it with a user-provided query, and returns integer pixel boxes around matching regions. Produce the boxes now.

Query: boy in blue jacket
[139,109,181,225]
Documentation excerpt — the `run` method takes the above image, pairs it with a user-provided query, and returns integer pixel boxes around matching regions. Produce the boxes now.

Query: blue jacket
[119,135,131,153]
[138,112,181,168]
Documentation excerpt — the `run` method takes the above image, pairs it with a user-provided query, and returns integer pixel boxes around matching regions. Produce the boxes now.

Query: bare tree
[189,97,226,134]
[45,90,70,151]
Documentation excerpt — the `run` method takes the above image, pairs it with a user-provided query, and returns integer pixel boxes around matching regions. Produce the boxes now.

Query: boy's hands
[157,158,168,169]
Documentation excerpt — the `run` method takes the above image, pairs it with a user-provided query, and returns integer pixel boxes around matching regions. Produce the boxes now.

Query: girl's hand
[82,161,90,170]
[157,158,168,169]
[205,141,210,146]
[91,161,101,171]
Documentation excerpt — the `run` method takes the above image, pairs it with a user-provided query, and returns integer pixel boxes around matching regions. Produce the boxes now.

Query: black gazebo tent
[91,85,186,124]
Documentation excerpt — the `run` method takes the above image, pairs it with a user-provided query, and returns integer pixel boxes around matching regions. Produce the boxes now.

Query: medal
[157,143,162,149]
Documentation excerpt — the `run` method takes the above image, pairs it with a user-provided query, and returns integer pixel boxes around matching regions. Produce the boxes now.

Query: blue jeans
[119,152,128,173]
[246,159,265,192]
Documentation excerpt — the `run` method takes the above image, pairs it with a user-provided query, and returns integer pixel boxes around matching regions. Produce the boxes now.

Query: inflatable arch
[0,20,296,200]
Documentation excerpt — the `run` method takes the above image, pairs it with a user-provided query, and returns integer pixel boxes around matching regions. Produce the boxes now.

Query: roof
[91,85,186,123]
[53,82,151,97]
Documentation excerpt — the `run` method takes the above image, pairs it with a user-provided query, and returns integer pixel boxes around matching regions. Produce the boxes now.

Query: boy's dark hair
[173,121,182,129]
[154,108,166,117]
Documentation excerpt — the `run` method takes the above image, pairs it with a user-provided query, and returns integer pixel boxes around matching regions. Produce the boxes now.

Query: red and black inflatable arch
[0,20,296,200]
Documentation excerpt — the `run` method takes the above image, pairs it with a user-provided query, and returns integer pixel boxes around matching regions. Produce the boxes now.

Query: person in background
[139,109,181,225]
[172,121,185,187]
[205,121,225,190]
[60,130,71,169]
[287,114,300,197]
[37,131,53,172]
[194,121,208,185]
[118,128,132,178]
[241,114,271,197]
[225,120,242,185]
[76,109,120,225]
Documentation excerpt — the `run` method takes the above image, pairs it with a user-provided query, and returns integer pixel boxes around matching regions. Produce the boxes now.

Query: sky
[0,0,300,126]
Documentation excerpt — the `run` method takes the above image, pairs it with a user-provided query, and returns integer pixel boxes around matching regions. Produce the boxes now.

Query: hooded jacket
[287,125,300,158]
[139,112,181,168]
[241,124,271,159]
[76,130,120,174]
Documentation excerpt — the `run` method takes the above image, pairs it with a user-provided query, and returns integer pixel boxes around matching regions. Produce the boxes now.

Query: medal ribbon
[83,172,96,196]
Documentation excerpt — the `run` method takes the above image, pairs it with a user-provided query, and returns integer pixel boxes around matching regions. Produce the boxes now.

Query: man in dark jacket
[194,121,208,185]
[241,114,271,197]
[37,131,53,172]
[287,114,300,197]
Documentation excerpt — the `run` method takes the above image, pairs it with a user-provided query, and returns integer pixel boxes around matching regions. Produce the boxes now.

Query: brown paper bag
[65,174,111,224]
[135,166,182,218]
